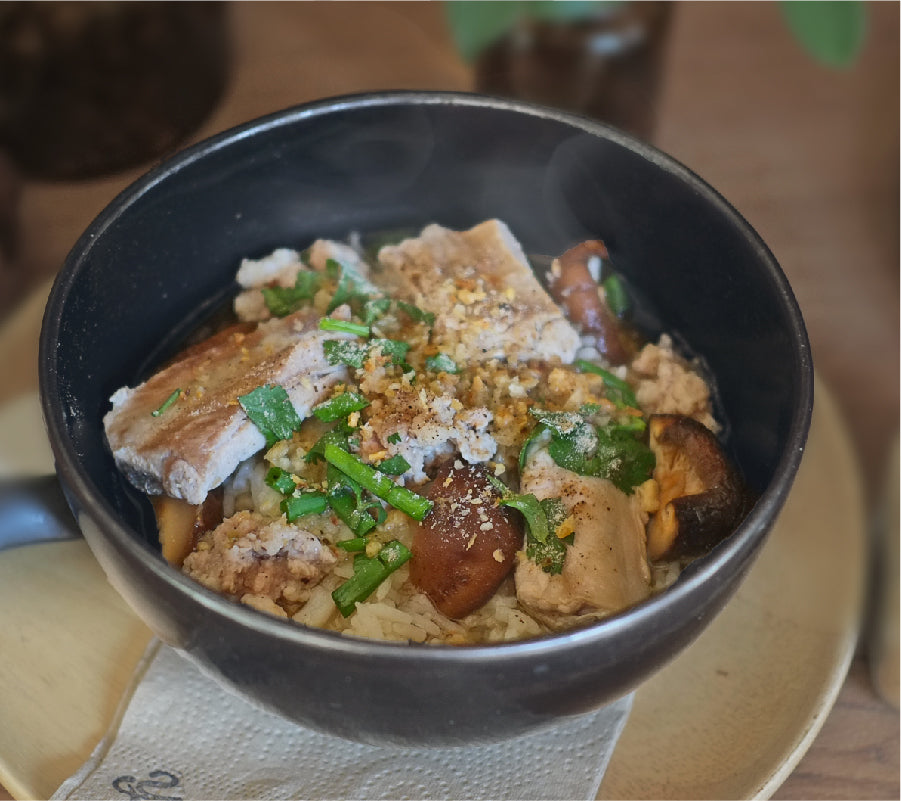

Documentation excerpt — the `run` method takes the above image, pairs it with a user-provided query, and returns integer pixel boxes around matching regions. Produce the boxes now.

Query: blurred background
[0,2,896,798]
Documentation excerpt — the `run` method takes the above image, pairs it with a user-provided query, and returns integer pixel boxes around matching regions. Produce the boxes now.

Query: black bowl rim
[39,89,814,663]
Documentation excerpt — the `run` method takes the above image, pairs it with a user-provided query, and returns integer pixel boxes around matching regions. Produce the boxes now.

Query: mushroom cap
[646,413,748,561]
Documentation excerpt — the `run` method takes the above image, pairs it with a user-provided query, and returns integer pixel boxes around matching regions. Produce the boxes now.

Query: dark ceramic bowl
[39,92,812,746]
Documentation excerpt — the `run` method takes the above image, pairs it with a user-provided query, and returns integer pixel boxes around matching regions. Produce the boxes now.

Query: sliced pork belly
[376,220,581,365]
[514,449,652,629]
[103,308,349,504]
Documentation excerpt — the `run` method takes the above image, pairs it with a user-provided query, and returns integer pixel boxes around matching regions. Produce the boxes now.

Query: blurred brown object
[474,1,672,141]
[868,432,899,709]
[0,150,19,261]
[0,148,21,318]
[0,1,230,180]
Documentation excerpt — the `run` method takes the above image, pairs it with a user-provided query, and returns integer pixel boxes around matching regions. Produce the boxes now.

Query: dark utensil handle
[0,474,81,551]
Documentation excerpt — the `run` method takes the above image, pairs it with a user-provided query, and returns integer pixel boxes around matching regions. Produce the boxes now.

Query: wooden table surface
[0,3,897,798]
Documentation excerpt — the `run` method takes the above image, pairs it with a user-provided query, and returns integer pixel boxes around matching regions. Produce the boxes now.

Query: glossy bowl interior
[39,92,812,745]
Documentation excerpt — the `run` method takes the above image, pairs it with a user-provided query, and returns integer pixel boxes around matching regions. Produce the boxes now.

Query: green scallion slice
[312,391,370,422]
[396,300,435,327]
[151,388,181,417]
[336,537,368,552]
[238,384,304,447]
[327,486,381,537]
[371,338,411,366]
[265,466,297,495]
[319,318,371,337]
[281,491,329,522]
[377,454,411,475]
[261,271,322,318]
[425,353,459,374]
[322,444,433,520]
[499,493,550,543]
[323,339,369,368]
[331,540,412,616]
[305,428,349,463]
[362,297,392,324]
[575,360,639,408]
[602,274,630,317]
[518,423,548,472]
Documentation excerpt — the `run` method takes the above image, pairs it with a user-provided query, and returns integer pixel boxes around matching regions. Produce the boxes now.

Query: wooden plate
[0,375,863,800]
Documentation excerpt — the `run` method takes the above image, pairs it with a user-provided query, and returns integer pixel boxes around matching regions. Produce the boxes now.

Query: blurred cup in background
[0,1,230,181]
[472,1,672,142]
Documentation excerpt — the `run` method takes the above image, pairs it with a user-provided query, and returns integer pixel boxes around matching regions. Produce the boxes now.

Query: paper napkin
[52,639,632,801]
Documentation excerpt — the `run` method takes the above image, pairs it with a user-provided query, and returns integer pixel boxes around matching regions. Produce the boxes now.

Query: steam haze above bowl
[38,91,812,745]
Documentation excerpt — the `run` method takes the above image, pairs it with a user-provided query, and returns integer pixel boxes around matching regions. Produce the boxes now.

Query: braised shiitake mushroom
[547,239,633,365]
[410,463,524,619]
[152,488,223,566]
[646,414,747,561]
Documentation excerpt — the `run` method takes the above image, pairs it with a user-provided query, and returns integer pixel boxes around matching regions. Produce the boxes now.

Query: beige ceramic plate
[0,374,864,801]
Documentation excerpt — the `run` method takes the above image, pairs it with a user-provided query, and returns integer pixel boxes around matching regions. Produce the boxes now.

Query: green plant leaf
[445,1,619,63]
[238,384,304,448]
[780,0,867,69]
[445,2,520,64]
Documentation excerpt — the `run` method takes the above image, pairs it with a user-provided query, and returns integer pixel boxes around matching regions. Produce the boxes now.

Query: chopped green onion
[238,384,304,447]
[305,428,349,463]
[499,493,549,543]
[151,388,181,417]
[377,454,411,475]
[526,531,572,575]
[323,339,369,368]
[425,353,459,374]
[323,444,433,520]
[528,497,573,574]
[319,318,371,337]
[396,300,435,327]
[265,466,297,495]
[331,540,412,616]
[323,338,409,370]
[489,484,572,574]
[328,490,380,537]
[324,259,342,280]
[324,259,356,313]
[326,279,355,314]
[546,421,655,495]
[371,338,411,366]
[612,415,647,433]
[602,274,630,317]
[378,539,410,567]
[281,491,328,522]
[336,537,368,552]
[575,360,638,408]
[486,473,509,495]
[518,423,548,472]
[262,271,322,317]
[529,408,598,454]
[326,464,384,536]
[324,258,379,314]
[312,391,370,422]
[362,297,392,324]
[541,497,569,532]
